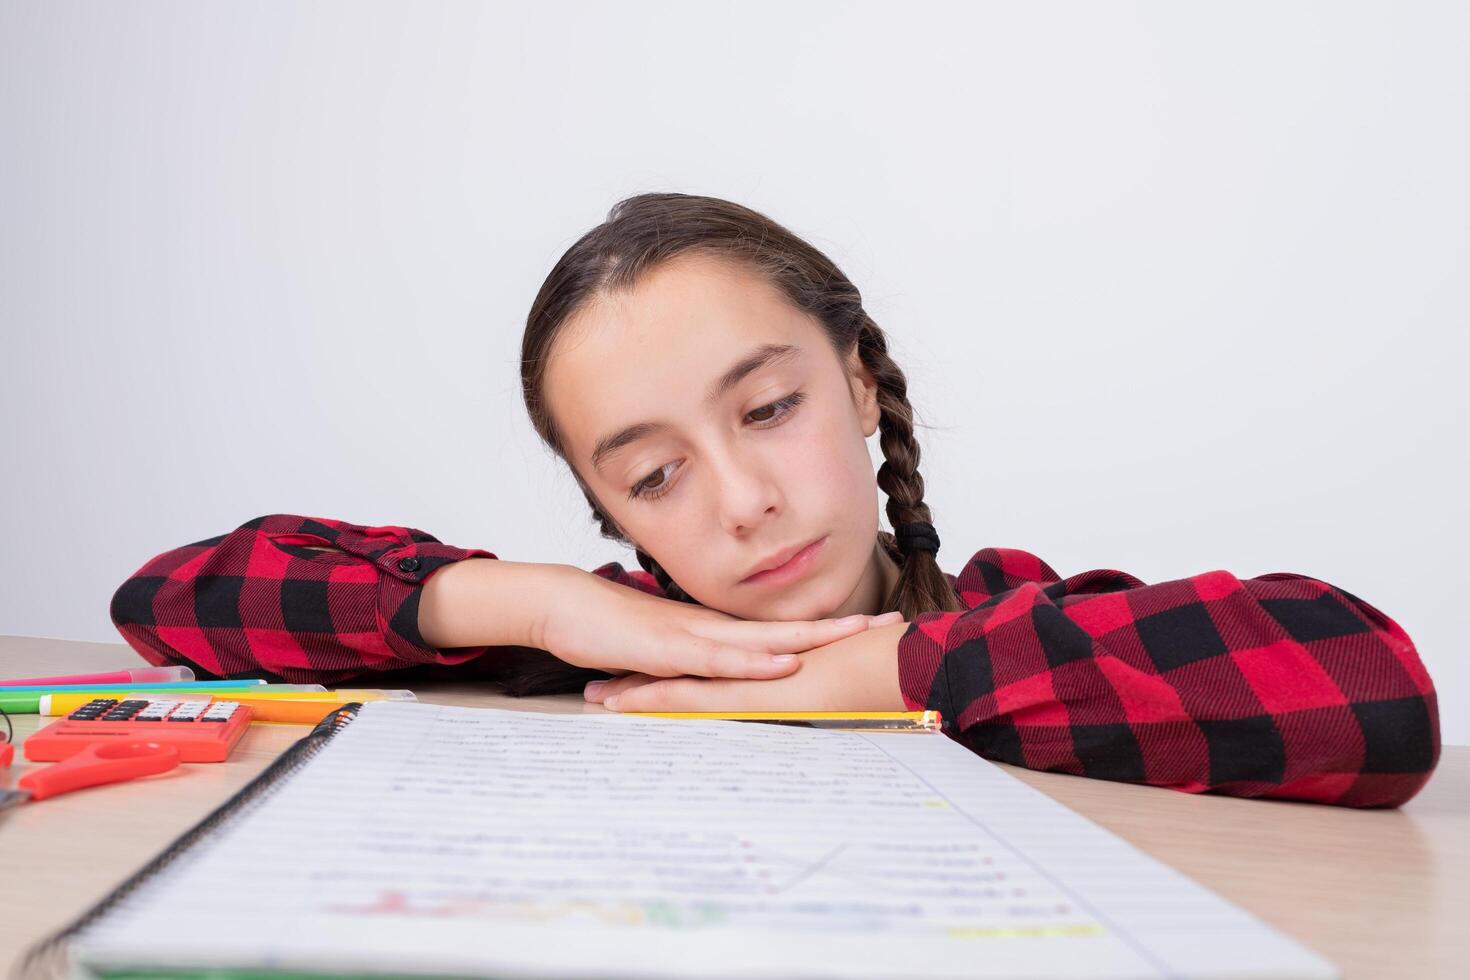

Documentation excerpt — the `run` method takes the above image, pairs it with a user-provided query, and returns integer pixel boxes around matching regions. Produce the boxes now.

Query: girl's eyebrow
[590,343,802,472]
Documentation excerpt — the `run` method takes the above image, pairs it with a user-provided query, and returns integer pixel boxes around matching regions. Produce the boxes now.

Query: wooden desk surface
[1,635,1464,979]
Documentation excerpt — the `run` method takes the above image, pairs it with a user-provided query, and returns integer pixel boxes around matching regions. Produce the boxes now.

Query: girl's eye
[627,390,807,502]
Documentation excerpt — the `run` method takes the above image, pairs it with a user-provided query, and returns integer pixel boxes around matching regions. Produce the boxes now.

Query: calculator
[24,698,254,763]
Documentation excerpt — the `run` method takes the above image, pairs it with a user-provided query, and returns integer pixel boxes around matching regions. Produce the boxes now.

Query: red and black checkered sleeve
[108,514,668,686]
[896,547,1439,808]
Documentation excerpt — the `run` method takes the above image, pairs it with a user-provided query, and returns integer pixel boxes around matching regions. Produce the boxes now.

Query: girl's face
[544,251,900,621]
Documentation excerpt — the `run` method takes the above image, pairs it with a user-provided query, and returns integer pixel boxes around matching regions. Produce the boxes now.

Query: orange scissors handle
[16,741,181,801]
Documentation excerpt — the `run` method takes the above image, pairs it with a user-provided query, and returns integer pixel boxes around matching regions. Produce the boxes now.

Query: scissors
[0,739,182,812]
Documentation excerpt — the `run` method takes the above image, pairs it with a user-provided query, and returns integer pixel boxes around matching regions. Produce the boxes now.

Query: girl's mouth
[741,535,828,586]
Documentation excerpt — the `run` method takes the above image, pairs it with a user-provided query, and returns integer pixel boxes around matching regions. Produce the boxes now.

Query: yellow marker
[40,689,416,718]
[623,710,943,731]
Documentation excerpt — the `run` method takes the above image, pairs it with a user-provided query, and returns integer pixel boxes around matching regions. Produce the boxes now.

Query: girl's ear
[846,343,881,438]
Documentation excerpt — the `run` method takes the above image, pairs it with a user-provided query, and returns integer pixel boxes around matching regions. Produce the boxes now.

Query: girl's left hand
[583,619,912,713]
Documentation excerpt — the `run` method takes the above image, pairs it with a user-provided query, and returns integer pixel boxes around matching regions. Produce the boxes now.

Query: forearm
[828,621,907,709]
[418,558,576,650]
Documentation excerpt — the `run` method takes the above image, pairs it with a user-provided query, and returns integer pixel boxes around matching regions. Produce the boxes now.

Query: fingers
[584,672,657,704]
[606,678,696,712]
[646,633,803,680]
[593,676,710,713]
[692,610,905,655]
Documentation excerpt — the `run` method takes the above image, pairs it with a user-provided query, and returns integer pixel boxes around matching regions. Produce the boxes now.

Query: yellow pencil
[623,710,943,731]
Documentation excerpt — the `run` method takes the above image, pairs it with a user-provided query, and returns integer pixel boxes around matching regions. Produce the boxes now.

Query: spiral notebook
[21,701,1338,979]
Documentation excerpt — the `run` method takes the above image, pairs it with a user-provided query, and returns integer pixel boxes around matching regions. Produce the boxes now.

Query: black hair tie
[894,521,940,557]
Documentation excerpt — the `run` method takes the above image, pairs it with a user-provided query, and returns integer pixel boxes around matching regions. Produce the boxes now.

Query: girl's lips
[741,535,828,586]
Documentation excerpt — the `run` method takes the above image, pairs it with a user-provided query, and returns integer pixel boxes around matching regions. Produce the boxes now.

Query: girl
[110,193,1439,808]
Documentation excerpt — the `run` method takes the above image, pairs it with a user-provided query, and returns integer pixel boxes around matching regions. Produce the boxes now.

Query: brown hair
[507,192,963,695]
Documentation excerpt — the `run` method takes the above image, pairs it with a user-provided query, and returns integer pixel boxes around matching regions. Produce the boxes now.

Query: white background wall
[2,1,1465,743]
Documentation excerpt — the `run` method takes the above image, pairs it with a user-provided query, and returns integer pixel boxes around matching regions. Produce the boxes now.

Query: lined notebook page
[72,702,1336,979]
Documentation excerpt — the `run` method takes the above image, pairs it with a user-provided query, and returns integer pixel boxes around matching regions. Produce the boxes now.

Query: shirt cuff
[374,542,498,661]
[895,611,967,720]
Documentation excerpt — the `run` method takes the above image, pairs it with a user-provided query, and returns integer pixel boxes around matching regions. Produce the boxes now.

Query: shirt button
[397,557,421,573]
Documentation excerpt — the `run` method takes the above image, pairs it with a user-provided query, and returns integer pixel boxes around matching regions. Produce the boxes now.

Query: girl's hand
[582,620,912,712]
[533,566,905,681]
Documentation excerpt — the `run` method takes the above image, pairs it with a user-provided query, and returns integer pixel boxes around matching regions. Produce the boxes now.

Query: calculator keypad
[200,702,239,723]
[67,698,241,724]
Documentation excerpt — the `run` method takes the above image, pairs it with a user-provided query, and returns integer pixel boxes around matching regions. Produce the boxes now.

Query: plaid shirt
[110,514,1439,808]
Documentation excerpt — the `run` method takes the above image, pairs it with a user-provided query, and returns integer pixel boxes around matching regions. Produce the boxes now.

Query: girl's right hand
[532,566,903,680]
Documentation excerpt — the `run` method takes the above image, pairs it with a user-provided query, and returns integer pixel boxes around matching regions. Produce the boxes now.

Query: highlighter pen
[0,684,327,715]
[39,690,418,717]
[622,710,944,731]
[0,684,321,715]
[84,695,386,726]
[210,699,366,725]
[31,696,355,726]
[0,680,296,695]
[0,665,195,687]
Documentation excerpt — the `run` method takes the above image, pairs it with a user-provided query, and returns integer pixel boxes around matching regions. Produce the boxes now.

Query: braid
[856,319,966,618]
[634,548,699,604]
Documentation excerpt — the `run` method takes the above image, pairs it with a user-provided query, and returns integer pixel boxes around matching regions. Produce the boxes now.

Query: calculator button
[200,702,239,723]
[167,701,209,722]
[70,699,118,719]
[135,700,180,722]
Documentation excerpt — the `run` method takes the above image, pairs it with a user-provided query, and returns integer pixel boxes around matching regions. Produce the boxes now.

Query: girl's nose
[712,449,784,535]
